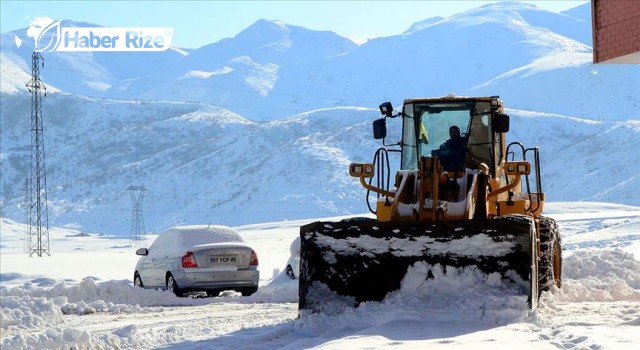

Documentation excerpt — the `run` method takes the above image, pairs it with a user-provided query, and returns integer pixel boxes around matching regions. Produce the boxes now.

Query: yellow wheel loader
[299,95,562,312]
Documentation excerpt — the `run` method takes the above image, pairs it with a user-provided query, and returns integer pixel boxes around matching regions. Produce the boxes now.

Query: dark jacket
[433,136,466,171]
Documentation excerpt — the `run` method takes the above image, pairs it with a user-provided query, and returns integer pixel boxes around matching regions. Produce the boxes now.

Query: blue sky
[1,1,589,48]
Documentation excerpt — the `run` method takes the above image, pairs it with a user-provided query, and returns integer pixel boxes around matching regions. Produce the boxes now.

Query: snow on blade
[314,233,515,258]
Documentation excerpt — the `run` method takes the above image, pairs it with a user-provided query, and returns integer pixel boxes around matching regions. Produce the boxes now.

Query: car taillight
[182,251,198,268]
[249,249,259,266]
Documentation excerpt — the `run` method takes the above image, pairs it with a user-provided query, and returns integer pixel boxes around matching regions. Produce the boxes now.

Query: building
[591,0,640,63]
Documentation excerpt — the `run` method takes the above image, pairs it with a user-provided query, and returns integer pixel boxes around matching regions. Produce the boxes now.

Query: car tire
[134,273,144,288]
[166,273,183,297]
[241,286,258,296]
[286,264,295,279]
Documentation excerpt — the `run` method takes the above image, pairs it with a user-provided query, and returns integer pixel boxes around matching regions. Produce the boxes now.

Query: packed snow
[146,225,247,257]
[1,202,639,349]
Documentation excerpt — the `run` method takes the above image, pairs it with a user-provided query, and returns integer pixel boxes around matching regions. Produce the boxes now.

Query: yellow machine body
[298,96,562,313]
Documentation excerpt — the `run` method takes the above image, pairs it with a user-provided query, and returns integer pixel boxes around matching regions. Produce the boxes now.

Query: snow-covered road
[58,302,298,348]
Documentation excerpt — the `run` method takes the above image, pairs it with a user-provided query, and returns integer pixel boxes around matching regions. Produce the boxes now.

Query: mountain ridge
[2,2,625,122]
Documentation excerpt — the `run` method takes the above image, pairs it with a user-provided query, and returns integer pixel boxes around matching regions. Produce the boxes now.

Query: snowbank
[548,250,640,302]
[3,248,639,349]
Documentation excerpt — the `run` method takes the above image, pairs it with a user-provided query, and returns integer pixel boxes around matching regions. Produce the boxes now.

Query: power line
[144,194,333,204]
[60,206,349,215]
[41,65,342,102]
[37,64,383,109]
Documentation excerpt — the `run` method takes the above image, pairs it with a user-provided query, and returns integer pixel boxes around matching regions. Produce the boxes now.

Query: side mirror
[136,248,149,256]
[493,113,510,133]
[373,118,387,139]
[379,102,393,117]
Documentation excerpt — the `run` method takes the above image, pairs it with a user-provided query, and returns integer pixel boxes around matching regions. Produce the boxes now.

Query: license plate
[210,256,237,264]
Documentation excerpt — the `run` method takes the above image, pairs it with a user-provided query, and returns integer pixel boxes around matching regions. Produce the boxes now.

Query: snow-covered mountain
[267,2,636,121]
[1,2,637,121]
[0,20,188,95]
[0,19,357,120]
[107,19,358,119]
[1,1,638,235]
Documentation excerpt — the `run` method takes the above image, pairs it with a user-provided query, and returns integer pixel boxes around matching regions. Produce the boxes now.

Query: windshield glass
[401,103,417,169]
[401,100,493,171]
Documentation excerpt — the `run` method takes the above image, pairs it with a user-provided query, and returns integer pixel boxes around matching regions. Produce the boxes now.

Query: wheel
[134,273,144,288]
[241,286,258,296]
[206,290,220,297]
[285,264,296,279]
[166,273,183,297]
[538,216,563,293]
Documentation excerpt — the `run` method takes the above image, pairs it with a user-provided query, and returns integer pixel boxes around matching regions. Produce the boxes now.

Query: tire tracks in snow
[6,302,298,349]
[532,300,640,350]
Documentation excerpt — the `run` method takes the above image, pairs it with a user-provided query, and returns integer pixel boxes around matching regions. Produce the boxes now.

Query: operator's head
[449,125,461,138]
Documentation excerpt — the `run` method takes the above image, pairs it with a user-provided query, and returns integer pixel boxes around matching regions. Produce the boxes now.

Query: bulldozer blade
[298,215,538,313]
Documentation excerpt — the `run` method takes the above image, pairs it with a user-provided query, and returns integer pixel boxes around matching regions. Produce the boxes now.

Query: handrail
[366,147,392,214]
[505,142,543,214]
[524,147,542,214]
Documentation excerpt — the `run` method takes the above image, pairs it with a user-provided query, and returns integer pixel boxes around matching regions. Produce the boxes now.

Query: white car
[133,225,259,297]
[285,236,300,279]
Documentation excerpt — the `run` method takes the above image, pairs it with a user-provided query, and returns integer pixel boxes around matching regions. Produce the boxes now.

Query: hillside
[1,91,639,235]
[0,93,378,233]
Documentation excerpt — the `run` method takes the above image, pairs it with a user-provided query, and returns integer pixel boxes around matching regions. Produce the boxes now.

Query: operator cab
[375,96,509,176]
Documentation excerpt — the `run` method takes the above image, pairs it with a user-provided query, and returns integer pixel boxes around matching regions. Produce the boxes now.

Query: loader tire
[538,215,562,293]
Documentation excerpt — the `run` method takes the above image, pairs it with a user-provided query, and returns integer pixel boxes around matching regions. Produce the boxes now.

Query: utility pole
[128,186,146,241]
[25,51,50,257]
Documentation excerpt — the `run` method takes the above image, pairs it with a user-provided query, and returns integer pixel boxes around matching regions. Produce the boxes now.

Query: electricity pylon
[25,51,50,257]
[128,186,146,241]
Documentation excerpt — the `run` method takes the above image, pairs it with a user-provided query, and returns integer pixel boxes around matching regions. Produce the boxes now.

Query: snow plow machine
[299,95,562,313]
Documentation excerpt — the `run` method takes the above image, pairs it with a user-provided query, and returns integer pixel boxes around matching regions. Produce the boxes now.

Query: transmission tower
[128,186,146,241]
[25,51,50,257]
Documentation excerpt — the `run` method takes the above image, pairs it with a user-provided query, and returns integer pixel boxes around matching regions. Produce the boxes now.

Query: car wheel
[286,264,295,279]
[241,286,258,296]
[134,273,144,288]
[166,273,183,297]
